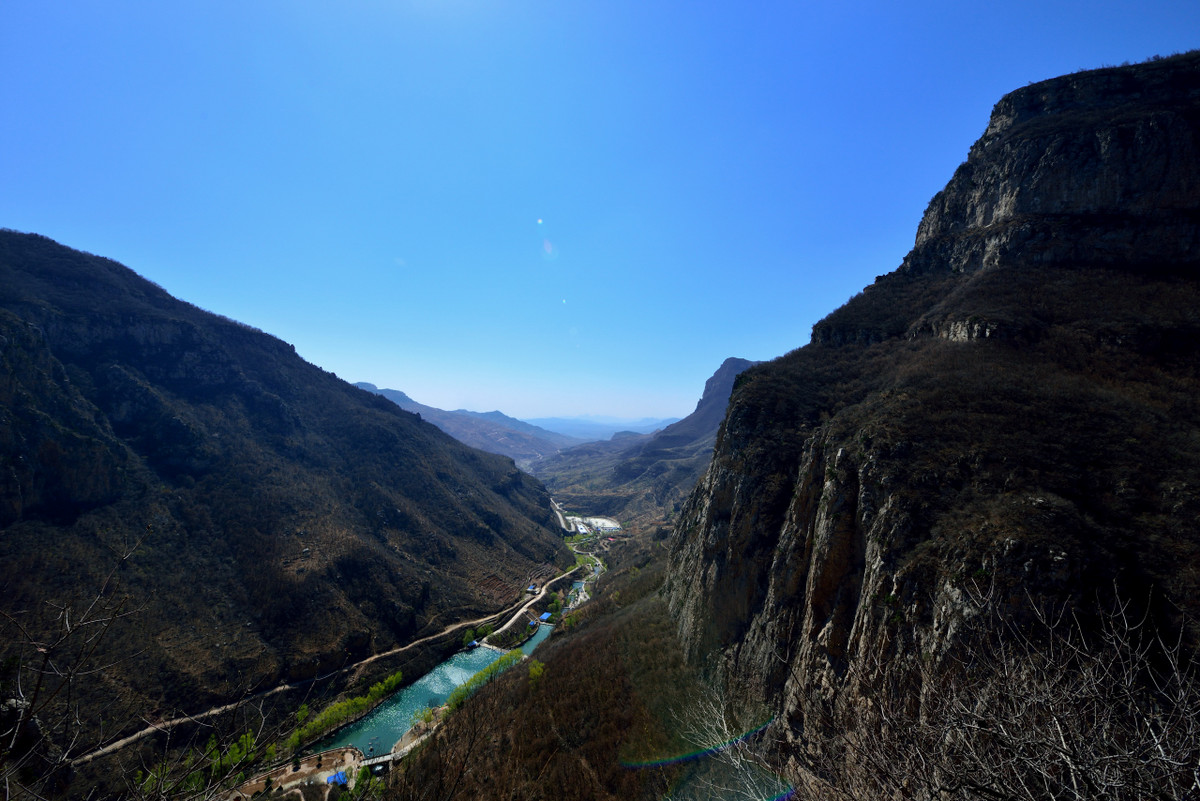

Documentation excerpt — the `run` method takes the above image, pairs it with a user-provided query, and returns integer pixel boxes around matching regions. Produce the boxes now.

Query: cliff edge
[666,52,1200,794]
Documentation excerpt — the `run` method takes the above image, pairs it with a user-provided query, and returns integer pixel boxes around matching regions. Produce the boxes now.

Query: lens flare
[620,719,774,769]
[620,719,796,800]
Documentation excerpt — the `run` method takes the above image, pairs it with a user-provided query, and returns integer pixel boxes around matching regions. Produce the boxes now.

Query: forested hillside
[0,230,572,769]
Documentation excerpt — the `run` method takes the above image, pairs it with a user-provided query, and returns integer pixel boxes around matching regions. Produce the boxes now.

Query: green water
[519,621,553,656]
[318,624,553,755]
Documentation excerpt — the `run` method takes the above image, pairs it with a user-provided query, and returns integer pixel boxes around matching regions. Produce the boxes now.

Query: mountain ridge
[666,51,1200,793]
[522,415,681,442]
[354,382,582,468]
[532,356,756,526]
[0,230,572,757]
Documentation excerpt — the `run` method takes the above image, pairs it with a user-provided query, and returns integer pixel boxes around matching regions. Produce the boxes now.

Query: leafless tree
[784,591,1200,801]
[662,676,790,801]
[1,543,141,799]
[1,537,321,801]
[115,696,282,801]
[386,674,505,801]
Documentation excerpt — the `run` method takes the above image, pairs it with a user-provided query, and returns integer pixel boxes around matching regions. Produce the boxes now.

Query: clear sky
[3,1,1198,419]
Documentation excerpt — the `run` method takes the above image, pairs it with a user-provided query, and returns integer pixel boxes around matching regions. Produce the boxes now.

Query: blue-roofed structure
[327,771,347,785]
[539,612,551,621]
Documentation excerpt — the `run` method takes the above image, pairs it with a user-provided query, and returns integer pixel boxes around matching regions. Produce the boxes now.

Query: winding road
[71,564,582,767]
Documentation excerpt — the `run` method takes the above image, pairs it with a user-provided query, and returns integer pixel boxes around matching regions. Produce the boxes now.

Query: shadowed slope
[0,230,572,751]
[665,52,1200,793]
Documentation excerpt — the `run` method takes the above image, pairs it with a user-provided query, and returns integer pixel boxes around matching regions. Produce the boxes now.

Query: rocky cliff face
[666,53,1200,790]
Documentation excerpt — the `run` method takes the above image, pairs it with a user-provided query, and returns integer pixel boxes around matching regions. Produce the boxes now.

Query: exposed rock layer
[666,53,1200,787]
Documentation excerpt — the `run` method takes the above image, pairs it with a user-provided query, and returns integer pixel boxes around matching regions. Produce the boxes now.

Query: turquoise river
[318,623,554,756]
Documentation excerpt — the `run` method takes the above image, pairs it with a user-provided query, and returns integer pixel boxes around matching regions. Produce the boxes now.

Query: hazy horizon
[4,1,1198,419]
[356,380,681,425]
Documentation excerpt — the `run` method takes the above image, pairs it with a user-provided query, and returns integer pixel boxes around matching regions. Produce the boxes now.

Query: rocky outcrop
[916,62,1200,245]
[813,54,1200,350]
[667,53,1200,791]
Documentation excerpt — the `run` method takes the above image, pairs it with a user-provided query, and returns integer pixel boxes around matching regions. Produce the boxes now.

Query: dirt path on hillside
[551,500,572,532]
[71,565,581,767]
[491,564,582,637]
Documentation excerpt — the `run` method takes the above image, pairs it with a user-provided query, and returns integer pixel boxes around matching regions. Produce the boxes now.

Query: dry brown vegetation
[385,544,702,801]
[0,229,573,794]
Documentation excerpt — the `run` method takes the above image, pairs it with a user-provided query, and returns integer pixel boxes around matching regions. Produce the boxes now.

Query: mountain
[0,231,572,754]
[355,383,582,469]
[457,409,577,442]
[396,54,1200,801]
[532,357,755,526]
[665,52,1200,794]
[521,416,680,442]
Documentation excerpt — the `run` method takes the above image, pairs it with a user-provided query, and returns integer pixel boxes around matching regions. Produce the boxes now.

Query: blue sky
[3,1,1198,418]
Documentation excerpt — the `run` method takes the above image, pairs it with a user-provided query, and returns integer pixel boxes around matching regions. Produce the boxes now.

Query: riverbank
[488,564,583,638]
[228,623,554,798]
[72,563,581,770]
[309,563,582,768]
[227,746,361,800]
[197,549,586,798]
[307,567,581,751]
[318,624,553,755]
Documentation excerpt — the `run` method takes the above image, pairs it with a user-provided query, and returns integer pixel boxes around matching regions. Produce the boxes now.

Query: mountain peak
[698,357,757,408]
[914,50,1200,256]
[667,53,1200,793]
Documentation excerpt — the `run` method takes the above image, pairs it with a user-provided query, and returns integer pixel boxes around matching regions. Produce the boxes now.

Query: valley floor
[71,565,583,772]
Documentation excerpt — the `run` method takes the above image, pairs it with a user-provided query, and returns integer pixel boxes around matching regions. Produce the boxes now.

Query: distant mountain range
[358,366,740,530]
[354,384,586,469]
[521,416,681,441]
[530,357,756,526]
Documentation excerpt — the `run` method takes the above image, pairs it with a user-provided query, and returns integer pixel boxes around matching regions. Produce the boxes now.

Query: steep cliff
[666,53,1200,793]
